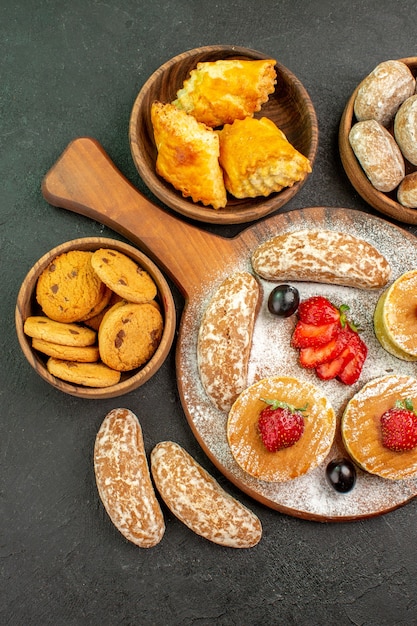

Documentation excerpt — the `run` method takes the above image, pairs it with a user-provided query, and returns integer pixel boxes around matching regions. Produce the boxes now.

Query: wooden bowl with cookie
[129,44,318,225]
[15,237,176,399]
[339,57,417,225]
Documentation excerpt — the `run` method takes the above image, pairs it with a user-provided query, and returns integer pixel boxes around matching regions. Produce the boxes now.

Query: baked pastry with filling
[173,58,277,127]
[218,117,311,199]
[151,101,227,209]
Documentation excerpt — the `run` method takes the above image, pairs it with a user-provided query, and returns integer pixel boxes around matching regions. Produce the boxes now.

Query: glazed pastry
[94,408,165,547]
[227,376,336,482]
[218,117,311,198]
[173,59,277,127]
[151,101,227,209]
[197,272,261,412]
[151,441,262,548]
[251,229,391,289]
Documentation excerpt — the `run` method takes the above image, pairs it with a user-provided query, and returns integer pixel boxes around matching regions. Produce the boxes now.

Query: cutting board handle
[41,137,239,298]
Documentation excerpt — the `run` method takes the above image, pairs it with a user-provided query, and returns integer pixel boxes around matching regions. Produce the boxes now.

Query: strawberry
[337,334,367,385]
[290,294,367,385]
[315,345,354,380]
[315,327,357,380]
[298,296,340,325]
[380,399,417,451]
[291,321,339,349]
[257,399,306,451]
[291,297,358,350]
[299,326,352,369]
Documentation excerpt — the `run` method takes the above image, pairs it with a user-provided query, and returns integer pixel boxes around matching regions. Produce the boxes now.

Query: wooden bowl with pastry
[15,237,176,399]
[129,45,318,224]
[339,57,417,225]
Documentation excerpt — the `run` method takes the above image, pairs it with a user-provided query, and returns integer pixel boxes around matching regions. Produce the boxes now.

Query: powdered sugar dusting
[176,208,417,520]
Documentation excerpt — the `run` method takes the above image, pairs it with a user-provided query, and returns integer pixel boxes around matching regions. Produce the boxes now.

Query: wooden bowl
[129,45,318,225]
[339,57,417,224]
[15,237,176,399]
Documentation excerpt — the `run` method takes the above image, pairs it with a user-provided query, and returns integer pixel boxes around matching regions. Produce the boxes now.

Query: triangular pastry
[218,117,311,199]
[151,101,227,209]
[173,59,277,128]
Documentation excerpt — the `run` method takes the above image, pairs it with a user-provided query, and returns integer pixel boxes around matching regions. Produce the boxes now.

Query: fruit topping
[380,398,417,452]
[299,326,352,369]
[267,284,300,317]
[336,335,368,385]
[326,458,357,493]
[291,295,367,385]
[257,399,306,452]
[298,295,340,325]
[291,320,339,349]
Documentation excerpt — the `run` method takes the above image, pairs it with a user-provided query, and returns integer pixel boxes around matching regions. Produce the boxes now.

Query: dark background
[2,1,417,624]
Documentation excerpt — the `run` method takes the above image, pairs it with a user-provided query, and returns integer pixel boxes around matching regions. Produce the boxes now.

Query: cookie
[36,250,107,323]
[32,338,100,362]
[80,285,113,322]
[47,358,121,387]
[91,249,157,304]
[24,315,96,347]
[98,302,163,371]
[83,292,124,331]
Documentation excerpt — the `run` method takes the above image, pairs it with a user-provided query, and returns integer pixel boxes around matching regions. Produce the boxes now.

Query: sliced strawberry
[298,326,352,369]
[297,296,340,325]
[291,320,339,349]
[315,328,357,380]
[316,344,355,380]
[337,335,368,385]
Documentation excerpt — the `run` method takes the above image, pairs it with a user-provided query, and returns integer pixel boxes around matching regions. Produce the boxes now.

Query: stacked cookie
[24,248,163,388]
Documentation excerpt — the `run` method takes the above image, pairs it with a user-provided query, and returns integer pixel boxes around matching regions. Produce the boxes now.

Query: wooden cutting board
[42,137,417,521]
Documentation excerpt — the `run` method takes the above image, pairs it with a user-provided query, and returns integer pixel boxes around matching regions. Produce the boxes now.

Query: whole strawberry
[380,398,417,452]
[257,399,306,451]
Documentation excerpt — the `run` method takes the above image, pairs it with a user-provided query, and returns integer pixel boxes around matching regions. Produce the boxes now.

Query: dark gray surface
[2,1,417,624]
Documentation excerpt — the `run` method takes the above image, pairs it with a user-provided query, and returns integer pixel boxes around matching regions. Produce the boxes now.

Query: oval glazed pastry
[197,271,261,412]
[251,229,391,289]
[151,441,262,548]
[94,408,165,548]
